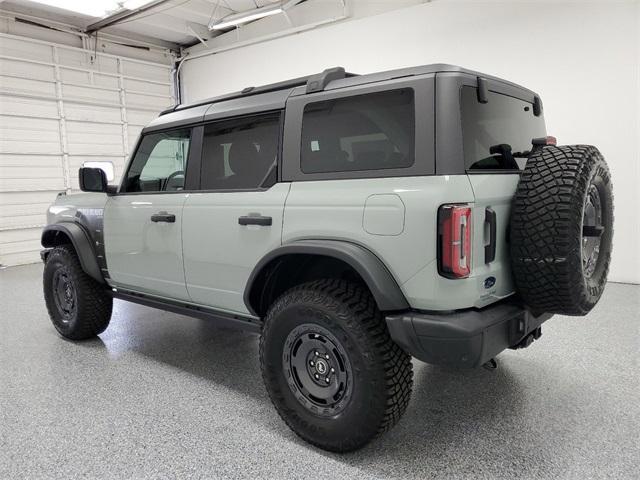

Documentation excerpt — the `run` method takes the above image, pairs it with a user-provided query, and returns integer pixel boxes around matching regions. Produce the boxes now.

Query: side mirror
[79,167,108,193]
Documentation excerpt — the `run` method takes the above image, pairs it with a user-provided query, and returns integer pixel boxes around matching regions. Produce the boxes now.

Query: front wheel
[259,279,413,452]
[43,245,112,340]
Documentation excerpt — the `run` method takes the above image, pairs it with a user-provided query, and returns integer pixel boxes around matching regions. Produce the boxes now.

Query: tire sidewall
[580,160,613,307]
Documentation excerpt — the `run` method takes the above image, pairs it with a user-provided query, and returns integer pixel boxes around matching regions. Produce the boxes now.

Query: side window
[301,89,415,174]
[123,129,191,193]
[200,113,281,190]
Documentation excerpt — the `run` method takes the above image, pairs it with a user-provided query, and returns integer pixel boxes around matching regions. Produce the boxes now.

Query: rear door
[104,127,194,300]
[181,112,289,315]
[457,79,546,303]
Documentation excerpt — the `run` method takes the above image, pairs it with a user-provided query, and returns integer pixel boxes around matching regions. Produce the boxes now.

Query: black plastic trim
[238,215,272,226]
[484,207,497,264]
[41,222,105,283]
[244,240,409,316]
[386,302,553,368]
[533,94,543,116]
[112,289,261,332]
[477,77,489,103]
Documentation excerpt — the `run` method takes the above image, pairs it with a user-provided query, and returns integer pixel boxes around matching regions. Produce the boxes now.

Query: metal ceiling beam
[85,0,175,34]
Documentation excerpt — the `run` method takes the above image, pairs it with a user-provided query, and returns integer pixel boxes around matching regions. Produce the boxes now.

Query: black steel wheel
[51,268,77,322]
[43,245,112,340]
[282,324,353,417]
[260,279,413,452]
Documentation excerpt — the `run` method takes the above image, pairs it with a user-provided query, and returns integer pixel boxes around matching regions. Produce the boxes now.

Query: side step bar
[111,289,262,333]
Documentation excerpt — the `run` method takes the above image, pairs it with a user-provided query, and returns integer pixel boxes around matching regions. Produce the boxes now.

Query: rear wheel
[510,145,613,315]
[260,279,413,452]
[43,245,112,340]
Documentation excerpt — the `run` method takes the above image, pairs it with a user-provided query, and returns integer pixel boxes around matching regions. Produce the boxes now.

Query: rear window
[461,86,546,170]
[301,89,415,174]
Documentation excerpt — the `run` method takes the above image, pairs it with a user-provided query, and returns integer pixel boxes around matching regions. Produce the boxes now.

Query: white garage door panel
[62,84,121,105]
[0,95,59,118]
[58,49,118,74]
[127,109,158,127]
[59,69,120,90]
[0,212,47,229]
[0,236,41,255]
[64,102,122,123]
[1,59,55,81]
[0,37,51,62]
[0,33,174,267]
[0,118,61,156]
[124,78,170,97]
[121,59,170,82]
[0,176,65,192]
[0,76,57,98]
[125,91,172,110]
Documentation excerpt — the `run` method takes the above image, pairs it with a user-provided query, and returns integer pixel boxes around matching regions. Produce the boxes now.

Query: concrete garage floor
[0,264,638,479]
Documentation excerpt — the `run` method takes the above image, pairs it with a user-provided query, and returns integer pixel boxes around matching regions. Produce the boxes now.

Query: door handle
[238,214,272,226]
[484,207,497,264]
[150,211,176,223]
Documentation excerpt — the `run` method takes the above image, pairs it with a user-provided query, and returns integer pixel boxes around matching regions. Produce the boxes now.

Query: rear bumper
[386,301,552,368]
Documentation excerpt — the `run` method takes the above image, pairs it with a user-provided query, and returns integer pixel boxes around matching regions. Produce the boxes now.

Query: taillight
[438,205,472,279]
[532,135,557,146]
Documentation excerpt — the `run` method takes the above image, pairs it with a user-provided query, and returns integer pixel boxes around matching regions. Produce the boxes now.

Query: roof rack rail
[162,67,357,115]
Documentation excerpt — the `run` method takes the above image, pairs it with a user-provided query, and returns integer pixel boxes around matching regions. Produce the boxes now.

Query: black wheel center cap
[315,359,328,375]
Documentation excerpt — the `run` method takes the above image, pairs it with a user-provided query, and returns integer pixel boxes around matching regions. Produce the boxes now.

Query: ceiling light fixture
[209,4,283,30]
[208,0,304,31]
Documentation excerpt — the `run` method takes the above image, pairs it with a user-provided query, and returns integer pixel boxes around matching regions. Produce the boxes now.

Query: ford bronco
[41,65,613,452]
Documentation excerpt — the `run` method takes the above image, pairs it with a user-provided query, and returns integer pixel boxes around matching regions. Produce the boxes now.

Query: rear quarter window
[301,88,415,174]
[461,86,546,171]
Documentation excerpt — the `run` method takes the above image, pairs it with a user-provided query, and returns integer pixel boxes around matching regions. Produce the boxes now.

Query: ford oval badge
[484,276,496,289]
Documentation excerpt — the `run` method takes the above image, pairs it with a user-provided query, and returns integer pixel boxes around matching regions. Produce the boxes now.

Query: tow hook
[482,358,498,371]
[511,327,543,350]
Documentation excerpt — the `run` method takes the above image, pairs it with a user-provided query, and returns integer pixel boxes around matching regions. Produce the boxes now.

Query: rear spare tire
[510,145,613,315]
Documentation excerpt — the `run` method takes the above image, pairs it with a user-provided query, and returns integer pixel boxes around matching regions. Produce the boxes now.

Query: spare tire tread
[510,145,613,316]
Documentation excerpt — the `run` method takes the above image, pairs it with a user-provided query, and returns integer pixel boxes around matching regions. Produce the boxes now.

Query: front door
[104,127,193,300]
[182,112,289,315]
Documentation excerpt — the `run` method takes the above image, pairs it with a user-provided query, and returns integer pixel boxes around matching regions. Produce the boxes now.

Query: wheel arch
[41,223,105,283]
[244,240,409,317]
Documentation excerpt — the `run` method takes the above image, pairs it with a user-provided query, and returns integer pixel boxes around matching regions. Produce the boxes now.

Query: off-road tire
[260,279,413,452]
[43,245,112,340]
[510,145,613,315]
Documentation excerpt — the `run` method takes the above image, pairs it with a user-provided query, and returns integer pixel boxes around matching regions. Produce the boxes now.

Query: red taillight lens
[438,205,472,279]
[532,135,557,146]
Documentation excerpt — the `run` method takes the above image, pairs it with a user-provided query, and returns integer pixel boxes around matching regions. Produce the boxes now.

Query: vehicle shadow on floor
[334,362,549,476]
[103,301,553,476]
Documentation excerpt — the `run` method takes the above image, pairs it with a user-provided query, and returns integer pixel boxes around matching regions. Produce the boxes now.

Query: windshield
[461,86,546,171]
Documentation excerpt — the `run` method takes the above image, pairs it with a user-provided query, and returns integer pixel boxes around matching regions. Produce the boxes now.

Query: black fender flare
[244,239,409,316]
[41,223,105,283]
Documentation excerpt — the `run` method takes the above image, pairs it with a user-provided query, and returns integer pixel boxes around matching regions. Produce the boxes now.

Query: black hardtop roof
[168,63,534,114]
[143,63,538,133]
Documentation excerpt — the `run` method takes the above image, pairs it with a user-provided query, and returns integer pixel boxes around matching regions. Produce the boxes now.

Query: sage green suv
[41,65,613,452]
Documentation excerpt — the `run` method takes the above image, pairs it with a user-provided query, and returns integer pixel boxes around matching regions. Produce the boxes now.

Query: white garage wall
[0,33,175,267]
[180,0,640,284]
